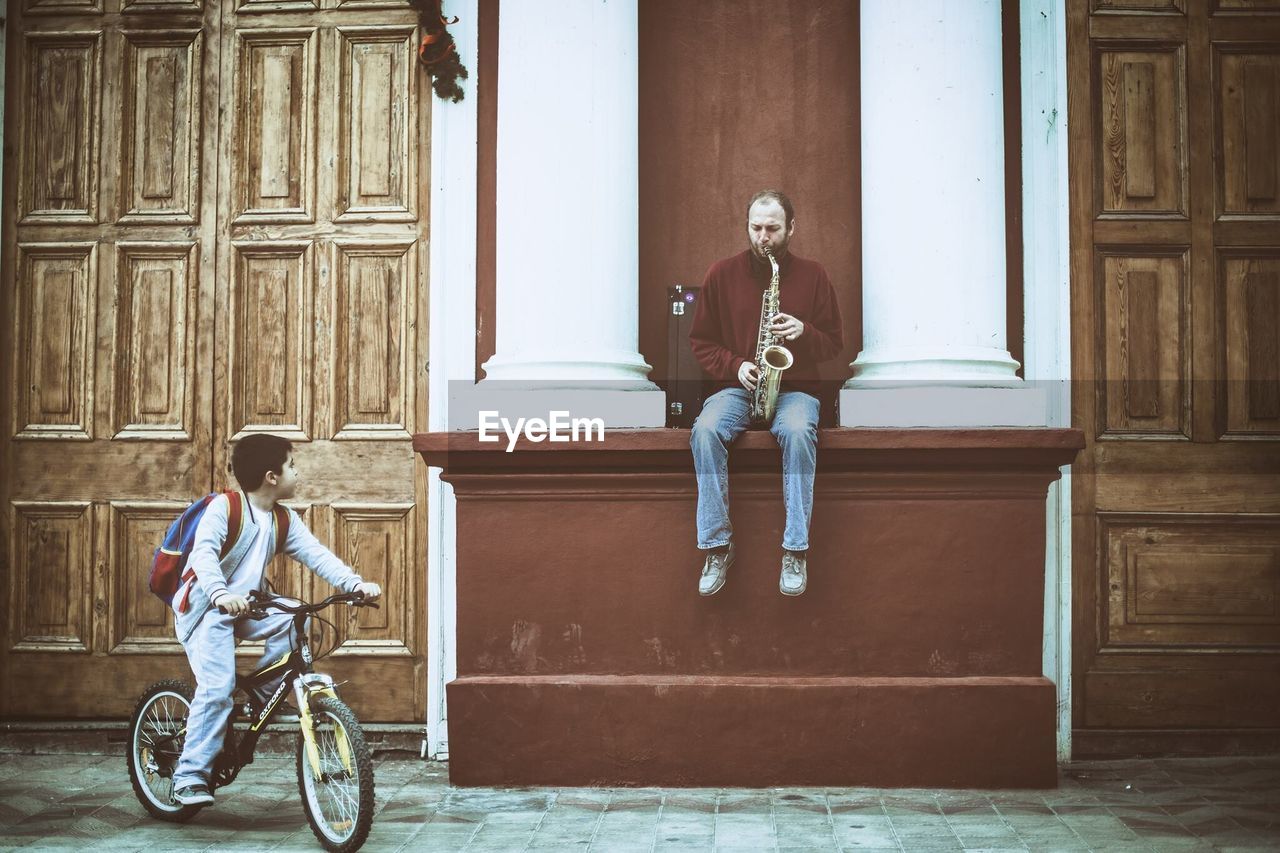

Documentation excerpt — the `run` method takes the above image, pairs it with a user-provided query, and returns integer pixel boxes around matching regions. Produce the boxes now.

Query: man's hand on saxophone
[738,361,760,392]
[769,312,805,342]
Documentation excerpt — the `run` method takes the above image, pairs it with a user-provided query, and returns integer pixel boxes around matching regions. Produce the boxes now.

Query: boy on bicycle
[171,433,382,805]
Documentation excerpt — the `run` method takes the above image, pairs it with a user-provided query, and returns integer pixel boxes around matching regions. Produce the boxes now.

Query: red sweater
[689,249,845,397]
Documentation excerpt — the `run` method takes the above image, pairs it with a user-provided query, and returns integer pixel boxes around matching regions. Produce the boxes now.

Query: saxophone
[748,246,794,425]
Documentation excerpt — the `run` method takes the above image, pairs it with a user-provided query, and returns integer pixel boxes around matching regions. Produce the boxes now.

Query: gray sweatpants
[173,605,297,789]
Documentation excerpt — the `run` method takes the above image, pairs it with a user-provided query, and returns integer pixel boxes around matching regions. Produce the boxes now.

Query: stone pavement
[0,753,1277,852]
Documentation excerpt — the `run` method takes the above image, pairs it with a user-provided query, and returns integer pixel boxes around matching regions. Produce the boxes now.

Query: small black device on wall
[666,285,706,428]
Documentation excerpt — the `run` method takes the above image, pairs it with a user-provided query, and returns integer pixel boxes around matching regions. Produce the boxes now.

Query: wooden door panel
[1215,0,1280,13]
[25,0,104,15]
[214,0,427,722]
[13,243,98,440]
[1084,670,1280,727]
[1218,50,1280,217]
[1071,1,1280,752]
[233,28,317,223]
[330,502,415,655]
[1093,0,1187,14]
[1222,252,1280,435]
[236,0,320,14]
[229,241,314,440]
[18,32,101,224]
[1096,249,1191,437]
[107,501,188,654]
[1095,44,1187,217]
[113,242,198,439]
[1100,515,1280,649]
[122,0,205,14]
[8,501,94,655]
[336,27,417,221]
[119,30,202,224]
[331,240,415,439]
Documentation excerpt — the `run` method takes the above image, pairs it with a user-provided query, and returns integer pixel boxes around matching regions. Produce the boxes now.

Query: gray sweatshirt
[173,492,365,643]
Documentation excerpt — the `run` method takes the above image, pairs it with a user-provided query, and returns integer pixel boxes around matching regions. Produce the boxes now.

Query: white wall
[425,0,479,760]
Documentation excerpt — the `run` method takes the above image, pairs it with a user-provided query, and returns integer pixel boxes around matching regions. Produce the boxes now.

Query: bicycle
[126,589,379,852]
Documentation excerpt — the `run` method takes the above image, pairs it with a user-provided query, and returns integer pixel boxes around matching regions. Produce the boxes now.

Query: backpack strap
[220,491,244,560]
[272,505,291,557]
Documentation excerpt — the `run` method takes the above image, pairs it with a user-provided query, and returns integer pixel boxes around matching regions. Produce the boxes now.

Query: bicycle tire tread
[127,679,202,823]
[296,694,375,853]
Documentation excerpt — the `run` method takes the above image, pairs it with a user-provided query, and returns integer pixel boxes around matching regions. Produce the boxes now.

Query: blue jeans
[690,387,820,552]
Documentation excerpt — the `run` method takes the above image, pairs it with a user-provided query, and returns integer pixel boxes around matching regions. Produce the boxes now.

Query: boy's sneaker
[173,784,214,805]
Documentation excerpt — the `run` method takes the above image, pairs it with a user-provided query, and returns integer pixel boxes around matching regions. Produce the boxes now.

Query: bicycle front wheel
[127,679,202,822]
[296,695,375,852]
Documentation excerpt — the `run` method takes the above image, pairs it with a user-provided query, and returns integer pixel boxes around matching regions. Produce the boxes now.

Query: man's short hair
[231,433,293,491]
[747,189,795,228]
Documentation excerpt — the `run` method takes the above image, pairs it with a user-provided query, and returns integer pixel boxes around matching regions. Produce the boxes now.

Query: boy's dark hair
[231,433,293,491]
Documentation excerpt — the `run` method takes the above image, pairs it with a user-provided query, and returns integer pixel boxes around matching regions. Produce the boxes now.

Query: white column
[1019,0,1073,760]
[841,0,1045,427]
[468,0,664,428]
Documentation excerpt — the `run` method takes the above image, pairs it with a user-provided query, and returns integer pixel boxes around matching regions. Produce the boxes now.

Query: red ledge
[450,674,1051,688]
[414,427,1085,474]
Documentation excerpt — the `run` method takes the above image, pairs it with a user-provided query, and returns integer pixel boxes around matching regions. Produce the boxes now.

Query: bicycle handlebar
[217,589,380,618]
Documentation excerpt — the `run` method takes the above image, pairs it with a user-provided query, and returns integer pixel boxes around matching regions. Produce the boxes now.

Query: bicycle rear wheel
[296,695,375,852]
[127,680,203,822]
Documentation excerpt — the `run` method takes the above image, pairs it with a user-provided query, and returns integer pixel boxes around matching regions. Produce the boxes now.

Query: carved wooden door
[1068,0,1280,754]
[1,0,427,722]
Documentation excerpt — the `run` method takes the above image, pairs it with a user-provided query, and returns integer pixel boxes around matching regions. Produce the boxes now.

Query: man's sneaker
[173,783,214,805]
[780,551,807,596]
[698,544,735,596]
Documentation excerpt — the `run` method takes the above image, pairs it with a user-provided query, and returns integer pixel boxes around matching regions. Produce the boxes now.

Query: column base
[850,345,1023,383]
[447,675,1058,788]
[451,380,667,429]
[481,350,657,384]
[840,384,1048,427]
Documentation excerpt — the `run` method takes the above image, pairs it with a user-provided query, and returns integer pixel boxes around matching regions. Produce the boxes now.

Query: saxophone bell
[761,344,794,372]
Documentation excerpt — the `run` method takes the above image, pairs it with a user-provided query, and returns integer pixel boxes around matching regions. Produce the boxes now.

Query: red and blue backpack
[150,491,290,613]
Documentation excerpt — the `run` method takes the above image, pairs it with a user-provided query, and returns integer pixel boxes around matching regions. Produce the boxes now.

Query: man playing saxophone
[688,190,844,596]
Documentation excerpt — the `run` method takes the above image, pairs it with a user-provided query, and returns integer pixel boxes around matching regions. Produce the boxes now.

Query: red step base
[447,674,1058,788]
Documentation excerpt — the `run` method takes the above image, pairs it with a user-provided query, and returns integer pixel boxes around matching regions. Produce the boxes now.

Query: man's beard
[749,236,790,262]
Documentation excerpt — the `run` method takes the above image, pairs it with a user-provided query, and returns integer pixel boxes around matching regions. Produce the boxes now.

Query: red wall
[638,0,863,386]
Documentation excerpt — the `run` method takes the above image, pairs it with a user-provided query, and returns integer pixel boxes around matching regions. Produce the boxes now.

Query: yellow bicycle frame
[294,675,353,778]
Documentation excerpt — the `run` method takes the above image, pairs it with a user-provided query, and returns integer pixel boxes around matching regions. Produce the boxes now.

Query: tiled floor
[0,753,1276,851]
